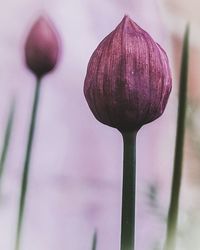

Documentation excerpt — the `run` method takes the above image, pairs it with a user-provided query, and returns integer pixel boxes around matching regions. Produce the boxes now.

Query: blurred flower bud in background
[25,16,60,78]
[84,16,172,132]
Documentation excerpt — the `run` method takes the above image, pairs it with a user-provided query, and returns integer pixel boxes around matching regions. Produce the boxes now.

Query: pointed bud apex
[84,16,172,132]
[25,16,60,78]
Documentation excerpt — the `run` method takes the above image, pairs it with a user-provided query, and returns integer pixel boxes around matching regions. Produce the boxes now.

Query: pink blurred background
[0,0,199,250]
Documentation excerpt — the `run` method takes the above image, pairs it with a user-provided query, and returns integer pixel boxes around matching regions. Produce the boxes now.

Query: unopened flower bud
[25,16,60,78]
[84,15,172,132]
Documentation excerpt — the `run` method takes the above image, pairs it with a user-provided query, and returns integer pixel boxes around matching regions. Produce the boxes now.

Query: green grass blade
[92,230,97,250]
[0,98,16,181]
[164,25,189,250]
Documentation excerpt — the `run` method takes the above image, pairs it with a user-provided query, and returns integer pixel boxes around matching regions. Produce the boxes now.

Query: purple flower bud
[84,16,172,132]
[25,16,60,78]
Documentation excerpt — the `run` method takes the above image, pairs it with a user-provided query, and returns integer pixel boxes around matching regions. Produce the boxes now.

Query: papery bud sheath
[84,15,172,132]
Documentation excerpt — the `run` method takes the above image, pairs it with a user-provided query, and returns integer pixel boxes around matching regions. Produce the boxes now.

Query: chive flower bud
[25,16,60,78]
[84,15,172,132]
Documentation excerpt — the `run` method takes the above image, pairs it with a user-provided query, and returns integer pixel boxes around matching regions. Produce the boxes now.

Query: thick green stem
[120,131,137,250]
[15,78,41,250]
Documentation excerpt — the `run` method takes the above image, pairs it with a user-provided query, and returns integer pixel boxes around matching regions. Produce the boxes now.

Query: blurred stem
[164,26,189,250]
[0,99,15,184]
[92,230,97,250]
[120,131,137,250]
[15,78,41,250]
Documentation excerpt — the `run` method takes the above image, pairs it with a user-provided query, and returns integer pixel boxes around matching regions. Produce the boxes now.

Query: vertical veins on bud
[84,15,172,132]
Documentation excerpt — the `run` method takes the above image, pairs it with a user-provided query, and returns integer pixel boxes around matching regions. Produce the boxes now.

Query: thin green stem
[15,78,42,250]
[92,230,97,250]
[164,26,189,250]
[0,99,15,181]
[120,131,137,250]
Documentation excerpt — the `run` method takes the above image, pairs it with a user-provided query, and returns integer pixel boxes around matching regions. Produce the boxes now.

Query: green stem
[15,78,42,250]
[0,99,15,181]
[120,131,137,250]
[164,26,189,250]
[92,230,97,250]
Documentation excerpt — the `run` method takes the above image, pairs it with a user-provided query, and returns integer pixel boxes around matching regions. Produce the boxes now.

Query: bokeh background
[0,0,199,250]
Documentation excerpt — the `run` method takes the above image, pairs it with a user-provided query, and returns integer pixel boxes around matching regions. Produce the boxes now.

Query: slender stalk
[164,26,189,250]
[0,99,15,181]
[92,230,97,250]
[120,131,137,250]
[15,78,42,250]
